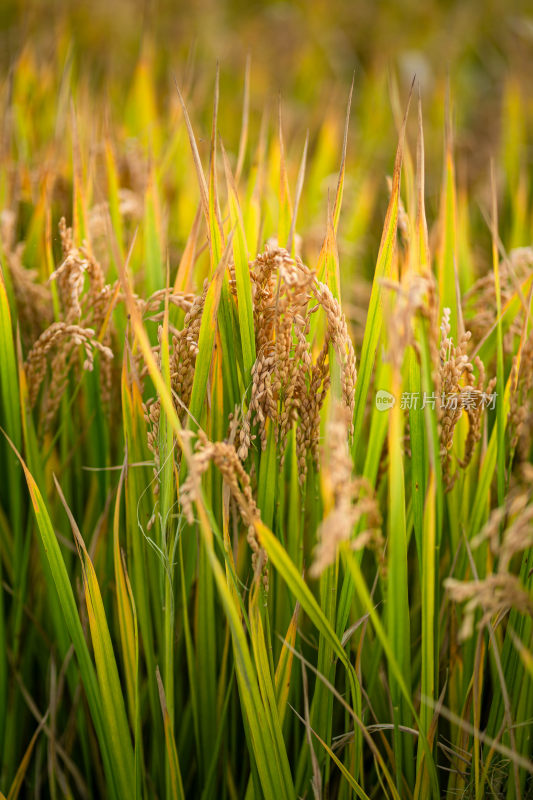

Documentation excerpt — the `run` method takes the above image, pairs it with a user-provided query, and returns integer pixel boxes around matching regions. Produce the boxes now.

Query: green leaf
[352,85,413,465]
[5,439,122,800]
[157,668,186,800]
[54,476,136,800]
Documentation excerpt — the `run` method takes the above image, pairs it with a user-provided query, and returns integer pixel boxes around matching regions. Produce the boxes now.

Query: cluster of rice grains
[0,209,53,346]
[509,329,533,463]
[235,243,356,484]
[464,246,533,351]
[22,218,116,431]
[445,463,533,640]
[179,428,266,587]
[436,308,496,491]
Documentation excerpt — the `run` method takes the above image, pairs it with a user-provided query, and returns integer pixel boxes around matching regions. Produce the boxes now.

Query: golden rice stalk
[435,308,494,492]
[445,574,533,641]
[463,247,533,351]
[508,331,533,461]
[0,209,52,344]
[471,464,533,572]
[170,280,208,416]
[24,322,113,409]
[238,244,356,485]
[180,430,268,588]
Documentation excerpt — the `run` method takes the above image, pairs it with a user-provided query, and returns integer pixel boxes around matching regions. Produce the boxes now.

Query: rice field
[0,2,532,798]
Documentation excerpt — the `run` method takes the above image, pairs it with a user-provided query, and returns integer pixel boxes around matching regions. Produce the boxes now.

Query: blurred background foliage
[1,0,533,317]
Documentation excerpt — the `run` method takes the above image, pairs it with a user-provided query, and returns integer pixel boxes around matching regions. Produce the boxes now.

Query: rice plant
[0,9,532,799]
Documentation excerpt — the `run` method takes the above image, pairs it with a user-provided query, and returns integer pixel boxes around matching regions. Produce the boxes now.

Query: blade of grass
[286,130,308,255]
[187,231,235,429]
[121,367,162,754]
[387,362,414,791]
[235,55,251,184]
[156,667,186,800]
[333,74,354,236]
[437,90,458,340]
[490,161,506,508]
[53,476,136,800]
[113,463,136,728]
[6,712,48,800]
[221,141,256,382]
[277,98,292,247]
[414,470,436,798]
[352,81,413,465]
[249,580,296,797]
[274,602,300,726]
[4,438,121,800]
[121,553,143,800]
[0,267,22,759]
[408,92,430,565]
[174,206,202,293]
